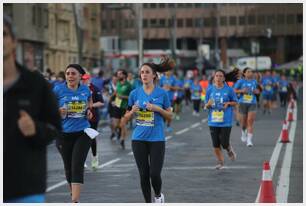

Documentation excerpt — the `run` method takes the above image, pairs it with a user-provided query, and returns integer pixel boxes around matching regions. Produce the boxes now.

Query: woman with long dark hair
[205,69,238,169]
[53,64,93,203]
[120,57,174,203]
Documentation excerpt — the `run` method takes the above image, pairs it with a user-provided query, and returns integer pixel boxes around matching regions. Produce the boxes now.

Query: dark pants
[56,131,92,184]
[132,140,165,203]
[279,92,288,107]
[209,127,232,149]
[193,99,201,112]
[90,121,98,156]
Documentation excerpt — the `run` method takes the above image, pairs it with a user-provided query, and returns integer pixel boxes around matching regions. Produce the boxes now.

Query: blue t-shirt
[128,86,171,141]
[279,79,289,93]
[175,79,184,98]
[234,79,257,104]
[53,83,91,133]
[191,83,202,100]
[159,75,176,101]
[205,84,238,127]
[91,76,104,92]
[184,79,193,89]
[261,77,274,95]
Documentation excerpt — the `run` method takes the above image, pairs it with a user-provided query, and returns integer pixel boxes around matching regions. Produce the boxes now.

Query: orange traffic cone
[287,108,294,122]
[280,120,290,143]
[259,161,276,203]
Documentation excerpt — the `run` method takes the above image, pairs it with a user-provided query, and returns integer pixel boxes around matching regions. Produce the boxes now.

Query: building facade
[4,3,101,74]
[4,3,48,72]
[101,3,302,70]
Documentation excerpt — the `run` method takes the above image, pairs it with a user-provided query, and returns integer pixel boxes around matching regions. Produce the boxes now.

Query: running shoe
[227,146,237,161]
[153,193,165,203]
[246,137,253,147]
[84,162,88,168]
[120,139,125,150]
[236,121,240,126]
[241,130,247,142]
[166,127,173,133]
[91,156,99,170]
[175,115,180,120]
[215,161,224,170]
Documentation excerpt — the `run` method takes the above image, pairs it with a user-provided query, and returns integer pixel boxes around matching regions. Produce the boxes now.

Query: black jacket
[4,63,61,201]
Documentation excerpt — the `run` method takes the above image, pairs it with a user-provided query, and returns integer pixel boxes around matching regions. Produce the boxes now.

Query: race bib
[67,101,86,118]
[136,111,154,126]
[243,94,253,103]
[281,86,287,92]
[211,110,224,123]
[194,91,200,97]
[265,85,272,91]
[115,97,122,108]
[184,83,190,88]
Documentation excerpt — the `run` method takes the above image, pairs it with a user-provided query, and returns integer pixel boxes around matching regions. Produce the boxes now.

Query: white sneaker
[153,193,165,203]
[246,137,253,147]
[91,156,99,170]
[192,111,196,116]
[241,130,247,142]
[84,162,88,168]
[227,146,237,161]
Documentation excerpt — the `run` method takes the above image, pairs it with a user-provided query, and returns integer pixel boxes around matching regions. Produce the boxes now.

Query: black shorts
[174,97,183,104]
[112,106,126,119]
[209,126,232,149]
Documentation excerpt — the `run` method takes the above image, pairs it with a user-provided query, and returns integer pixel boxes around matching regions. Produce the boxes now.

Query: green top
[115,80,133,109]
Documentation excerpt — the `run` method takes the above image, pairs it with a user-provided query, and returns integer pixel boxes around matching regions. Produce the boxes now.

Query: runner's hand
[18,110,36,137]
[59,107,67,117]
[146,103,159,112]
[223,102,230,109]
[131,105,140,113]
[253,89,260,94]
[87,109,93,120]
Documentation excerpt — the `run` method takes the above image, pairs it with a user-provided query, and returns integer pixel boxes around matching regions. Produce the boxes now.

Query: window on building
[277,14,285,24]
[297,14,302,24]
[204,17,211,27]
[44,8,48,28]
[186,18,193,27]
[267,15,275,24]
[159,3,166,8]
[177,19,184,27]
[111,20,115,29]
[143,4,149,8]
[220,16,227,26]
[177,4,185,8]
[124,19,129,28]
[257,15,265,25]
[194,3,204,8]
[248,15,256,25]
[129,19,135,28]
[37,6,42,27]
[150,19,158,27]
[239,16,245,25]
[143,19,148,28]
[168,3,175,8]
[32,5,36,25]
[230,16,237,25]
[287,14,295,24]
[150,3,157,8]
[195,18,202,27]
[159,19,166,27]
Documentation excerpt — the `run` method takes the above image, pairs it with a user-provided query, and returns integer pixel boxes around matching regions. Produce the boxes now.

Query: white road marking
[47,158,121,192]
[175,128,189,135]
[164,165,258,170]
[166,135,173,141]
[276,103,297,202]
[190,122,201,128]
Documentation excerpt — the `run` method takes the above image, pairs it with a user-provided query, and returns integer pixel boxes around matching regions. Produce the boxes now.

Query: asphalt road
[46,91,303,203]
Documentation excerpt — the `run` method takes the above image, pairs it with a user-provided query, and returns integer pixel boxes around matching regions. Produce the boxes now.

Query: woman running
[120,57,174,203]
[205,69,238,169]
[234,67,260,147]
[53,64,93,203]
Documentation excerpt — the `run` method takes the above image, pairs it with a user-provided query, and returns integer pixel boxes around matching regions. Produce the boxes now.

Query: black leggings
[56,131,92,184]
[193,99,201,112]
[209,127,232,149]
[132,140,165,203]
[90,121,98,156]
